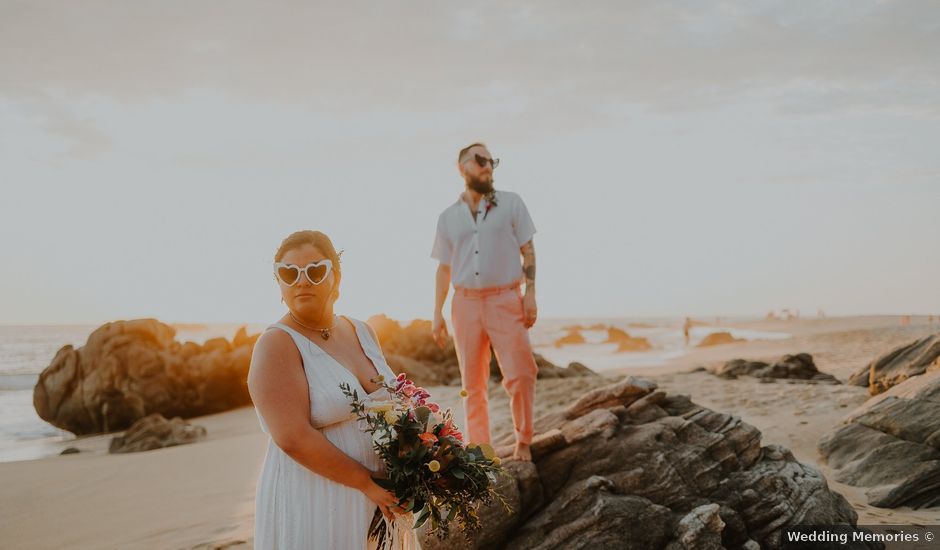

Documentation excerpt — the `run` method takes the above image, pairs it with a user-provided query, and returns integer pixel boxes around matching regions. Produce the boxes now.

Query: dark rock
[716,359,770,377]
[33,319,257,435]
[847,333,940,395]
[665,503,724,550]
[819,368,940,509]
[565,362,599,377]
[60,447,80,455]
[563,377,657,420]
[420,378,867,550]
[109,413,206,453]
[531,359,601,380]
[712,354,840,384]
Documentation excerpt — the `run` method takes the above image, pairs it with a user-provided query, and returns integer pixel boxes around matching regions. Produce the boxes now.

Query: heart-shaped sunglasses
[273,260,333,286]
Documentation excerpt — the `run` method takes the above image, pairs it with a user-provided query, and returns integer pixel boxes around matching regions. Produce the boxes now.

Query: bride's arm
[248,329,399,520]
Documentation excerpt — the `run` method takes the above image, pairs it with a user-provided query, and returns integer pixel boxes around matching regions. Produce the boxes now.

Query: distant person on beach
[431,142,538,462]
[683,317,693,347]
[248,230,415,548]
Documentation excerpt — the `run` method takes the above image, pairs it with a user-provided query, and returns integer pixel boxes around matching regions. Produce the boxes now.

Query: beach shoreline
[1,316,939,548]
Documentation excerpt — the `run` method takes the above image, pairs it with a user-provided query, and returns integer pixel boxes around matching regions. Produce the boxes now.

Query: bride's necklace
[289,311,336,340]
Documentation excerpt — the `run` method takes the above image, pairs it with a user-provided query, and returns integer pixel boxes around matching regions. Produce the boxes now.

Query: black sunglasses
[472,154,499,169]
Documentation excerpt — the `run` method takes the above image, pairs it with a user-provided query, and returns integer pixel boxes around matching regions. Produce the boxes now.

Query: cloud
[1,1,937,114]
[1,1,938,167]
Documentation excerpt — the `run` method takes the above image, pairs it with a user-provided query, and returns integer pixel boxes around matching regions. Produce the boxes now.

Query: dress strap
[266,322,300,338]
[348,318,393,380]
[265,323,312,354]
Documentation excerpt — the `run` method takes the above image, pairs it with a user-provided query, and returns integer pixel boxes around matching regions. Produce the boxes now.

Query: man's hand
[523,291,537,328]
[432,313,449,348]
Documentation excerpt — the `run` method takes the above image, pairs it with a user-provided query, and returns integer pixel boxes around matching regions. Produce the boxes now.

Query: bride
[249,230,419,549]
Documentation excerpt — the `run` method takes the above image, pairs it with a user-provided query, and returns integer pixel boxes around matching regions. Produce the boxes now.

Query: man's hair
[457,142,487,164]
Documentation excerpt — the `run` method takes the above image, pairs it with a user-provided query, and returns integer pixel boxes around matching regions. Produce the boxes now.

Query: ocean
[0,317,787,462]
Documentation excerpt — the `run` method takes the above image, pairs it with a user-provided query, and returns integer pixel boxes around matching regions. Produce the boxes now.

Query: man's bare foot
[512,442,532,462]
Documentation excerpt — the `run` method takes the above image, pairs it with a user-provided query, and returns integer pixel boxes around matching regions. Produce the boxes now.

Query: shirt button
[475,250,478,254]
[475,272,479,275]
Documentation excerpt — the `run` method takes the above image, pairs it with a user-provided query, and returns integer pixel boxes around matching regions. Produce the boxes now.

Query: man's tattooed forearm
[522,241,536,288]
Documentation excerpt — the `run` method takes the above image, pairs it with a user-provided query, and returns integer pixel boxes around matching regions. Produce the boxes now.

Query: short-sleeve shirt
[431,190,536,289]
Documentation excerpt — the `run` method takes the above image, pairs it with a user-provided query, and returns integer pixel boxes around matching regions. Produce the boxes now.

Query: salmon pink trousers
[451,282,538,445]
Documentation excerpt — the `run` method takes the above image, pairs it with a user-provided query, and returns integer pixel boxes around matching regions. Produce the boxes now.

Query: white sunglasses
[273,260,333,286]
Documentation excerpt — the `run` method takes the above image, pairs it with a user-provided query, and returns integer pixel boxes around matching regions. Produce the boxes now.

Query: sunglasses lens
[277,266,300,285]
[475,154,497,169]
[306,264,328,284]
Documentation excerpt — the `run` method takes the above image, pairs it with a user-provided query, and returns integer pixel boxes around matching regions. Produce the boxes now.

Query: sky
[1,1,939,325]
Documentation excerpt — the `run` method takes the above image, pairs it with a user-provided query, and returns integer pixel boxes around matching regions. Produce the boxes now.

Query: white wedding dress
[254,317,420,550]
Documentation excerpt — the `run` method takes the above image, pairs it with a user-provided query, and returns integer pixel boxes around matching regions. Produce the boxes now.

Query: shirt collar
[456,190,498,206]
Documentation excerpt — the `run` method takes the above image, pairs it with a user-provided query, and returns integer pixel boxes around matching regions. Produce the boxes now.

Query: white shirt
[431,190,537,289]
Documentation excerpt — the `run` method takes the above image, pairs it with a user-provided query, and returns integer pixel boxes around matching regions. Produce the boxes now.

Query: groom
[431,142,538,461]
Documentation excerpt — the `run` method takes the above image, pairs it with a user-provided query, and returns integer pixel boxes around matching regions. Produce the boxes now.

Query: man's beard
[466,174,494,195]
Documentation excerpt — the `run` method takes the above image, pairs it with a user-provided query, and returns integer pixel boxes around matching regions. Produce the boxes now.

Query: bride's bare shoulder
[250,327,301,373]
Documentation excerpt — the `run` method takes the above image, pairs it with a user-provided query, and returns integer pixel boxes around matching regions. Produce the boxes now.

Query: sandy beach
[2,316,938,549]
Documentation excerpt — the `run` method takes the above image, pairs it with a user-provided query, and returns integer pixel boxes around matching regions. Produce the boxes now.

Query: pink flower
[402,386,416,397]
[396,373,407,382]
[439,419,459,439]
[427,403,440,413]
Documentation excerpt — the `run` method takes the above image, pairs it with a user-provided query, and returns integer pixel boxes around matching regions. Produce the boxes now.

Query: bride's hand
[362,477,401,522]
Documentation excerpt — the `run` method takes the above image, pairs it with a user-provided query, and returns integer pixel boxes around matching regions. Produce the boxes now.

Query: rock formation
[697,332,745,347]
[819,368,940,509]
[109,413,207,453]
[603,327,653,352]
[34,319,257,435]
[712,354,840,384]
[419,378,871,549]
[847,333,940,395]
[554,330,586,348]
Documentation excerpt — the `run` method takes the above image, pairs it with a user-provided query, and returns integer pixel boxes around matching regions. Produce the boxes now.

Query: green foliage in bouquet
[340,373,510,543]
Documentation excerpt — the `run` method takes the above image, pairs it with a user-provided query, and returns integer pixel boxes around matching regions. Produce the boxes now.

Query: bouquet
[340,373,509,546]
